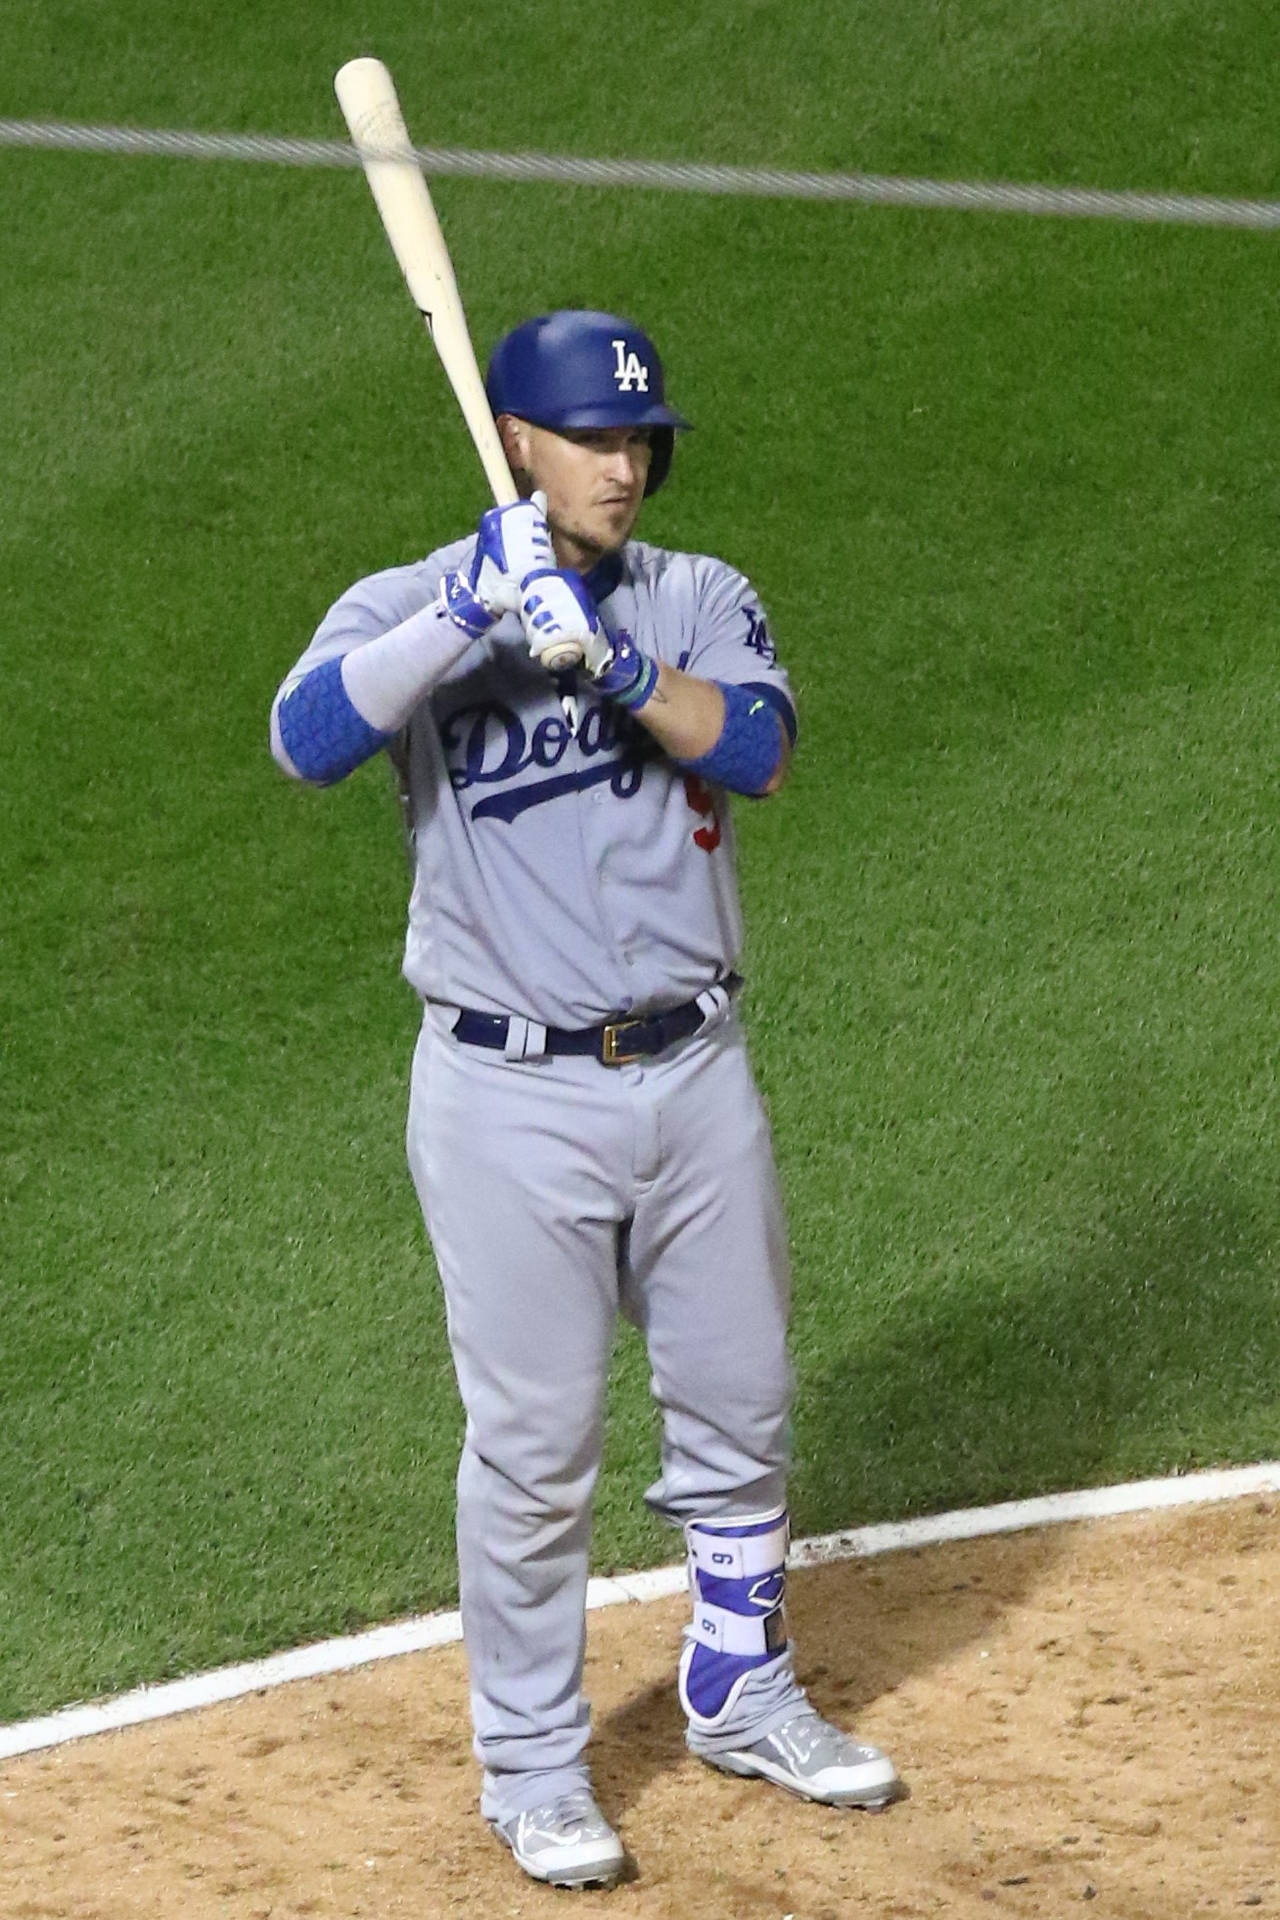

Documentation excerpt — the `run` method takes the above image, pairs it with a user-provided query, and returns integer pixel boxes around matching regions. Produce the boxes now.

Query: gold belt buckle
[600,1019,647,1067]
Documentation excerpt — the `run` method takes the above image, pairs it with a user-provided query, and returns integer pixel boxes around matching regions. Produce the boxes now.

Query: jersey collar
[582,550,625,605]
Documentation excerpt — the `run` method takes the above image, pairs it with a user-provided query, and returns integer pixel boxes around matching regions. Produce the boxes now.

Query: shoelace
[775,1714,868,1766]
[524,1790,609,1840]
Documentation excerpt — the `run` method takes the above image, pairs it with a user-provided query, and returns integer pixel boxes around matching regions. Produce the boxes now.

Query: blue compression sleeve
[680,680,791,796]
[276,656,392,785]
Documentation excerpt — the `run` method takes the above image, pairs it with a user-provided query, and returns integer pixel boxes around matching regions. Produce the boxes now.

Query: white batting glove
[519,570,611,674]
[438,567,519,637]
[479,490,556,584]
[438,492,555,639]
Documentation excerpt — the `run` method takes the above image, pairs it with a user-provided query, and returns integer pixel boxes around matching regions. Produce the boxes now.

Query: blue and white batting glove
[476,491,556,583]
[519,568,609,670]
[591,626,660,711]
[438,493,556,639]
[438,567,517,638]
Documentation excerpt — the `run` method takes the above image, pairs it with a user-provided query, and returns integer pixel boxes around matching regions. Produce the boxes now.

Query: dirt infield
[2,1498,1275,1918]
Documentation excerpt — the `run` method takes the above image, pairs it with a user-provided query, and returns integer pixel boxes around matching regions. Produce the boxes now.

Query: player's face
[503,420,652,569]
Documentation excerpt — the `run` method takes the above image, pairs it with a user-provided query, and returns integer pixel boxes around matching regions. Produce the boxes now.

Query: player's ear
[497,414,536,494]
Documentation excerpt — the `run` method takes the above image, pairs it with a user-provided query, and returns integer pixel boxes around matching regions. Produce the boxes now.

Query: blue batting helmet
[485,310,690,495]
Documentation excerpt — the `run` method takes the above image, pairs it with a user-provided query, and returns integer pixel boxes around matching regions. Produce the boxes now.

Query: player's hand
[438,566,519,637]
[438,493,555,638]
[518,569,610,673]
[474,492,556,588]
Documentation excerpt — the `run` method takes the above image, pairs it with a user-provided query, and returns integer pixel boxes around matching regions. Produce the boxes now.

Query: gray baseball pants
[406,999,794,1824]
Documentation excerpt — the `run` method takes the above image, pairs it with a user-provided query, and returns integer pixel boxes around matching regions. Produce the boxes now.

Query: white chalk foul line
[2,1460,1276,1763]
[1,116,1279,229]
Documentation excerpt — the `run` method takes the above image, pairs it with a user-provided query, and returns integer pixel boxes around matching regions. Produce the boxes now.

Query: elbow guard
[680,681,791,796]
[274,656,391,785]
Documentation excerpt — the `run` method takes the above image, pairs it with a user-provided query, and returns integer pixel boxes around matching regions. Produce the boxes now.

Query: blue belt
[451,974,741,1068]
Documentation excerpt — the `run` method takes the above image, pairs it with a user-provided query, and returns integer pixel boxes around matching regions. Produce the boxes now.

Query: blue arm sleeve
[679,680,792,797]
[275,656,393,786]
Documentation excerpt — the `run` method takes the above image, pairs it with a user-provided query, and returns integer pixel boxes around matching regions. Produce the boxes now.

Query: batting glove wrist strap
[439,568,500,638]
[594,628,659,711]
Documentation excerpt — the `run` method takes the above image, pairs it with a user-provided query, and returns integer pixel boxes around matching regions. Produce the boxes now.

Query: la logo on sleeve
[611,339,650,392]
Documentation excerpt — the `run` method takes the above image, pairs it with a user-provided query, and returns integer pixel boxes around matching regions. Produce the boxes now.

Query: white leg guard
[678,1507,790,1730]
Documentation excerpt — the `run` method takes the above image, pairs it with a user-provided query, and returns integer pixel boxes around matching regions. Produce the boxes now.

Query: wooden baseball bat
[333,57,583,672]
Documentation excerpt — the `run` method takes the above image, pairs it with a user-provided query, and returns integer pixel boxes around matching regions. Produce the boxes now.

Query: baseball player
[270,310,899,1889]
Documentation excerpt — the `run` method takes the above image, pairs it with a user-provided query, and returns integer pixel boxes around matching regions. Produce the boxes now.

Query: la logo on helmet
[612,339,650,393]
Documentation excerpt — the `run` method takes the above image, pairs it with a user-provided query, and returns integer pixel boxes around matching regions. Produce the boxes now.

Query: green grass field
[3,1,1278,1723]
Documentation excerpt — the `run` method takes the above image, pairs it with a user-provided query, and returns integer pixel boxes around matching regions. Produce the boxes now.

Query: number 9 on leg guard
[679,1507,902,1809]
[679,1508,791,1728]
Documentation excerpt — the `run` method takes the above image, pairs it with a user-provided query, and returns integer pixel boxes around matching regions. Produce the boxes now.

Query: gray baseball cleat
[494,1787,627,1887]
[703,1712,901,1808]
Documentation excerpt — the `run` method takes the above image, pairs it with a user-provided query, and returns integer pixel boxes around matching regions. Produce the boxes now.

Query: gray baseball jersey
[277,537,793,1027]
